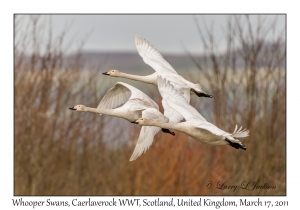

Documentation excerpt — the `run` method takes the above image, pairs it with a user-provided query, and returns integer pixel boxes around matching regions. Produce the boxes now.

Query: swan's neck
[85,107,120,117]
[117,72,157,85]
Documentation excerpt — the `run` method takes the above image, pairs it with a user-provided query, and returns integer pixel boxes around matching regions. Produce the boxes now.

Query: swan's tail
[231,125,250,138]
[224,125,249,150]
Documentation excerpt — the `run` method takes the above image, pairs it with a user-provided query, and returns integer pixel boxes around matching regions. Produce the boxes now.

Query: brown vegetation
[14,15,286,195]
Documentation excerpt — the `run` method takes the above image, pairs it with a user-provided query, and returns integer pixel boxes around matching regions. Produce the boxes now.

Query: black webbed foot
[225,138,246,150]
[191,88,213,98]
[161,128,175,136]
[197,92,213,98]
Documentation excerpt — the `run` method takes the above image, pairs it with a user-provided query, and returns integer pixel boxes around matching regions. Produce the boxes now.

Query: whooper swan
[103,35,212,123]
[102,35,213,101]
[69,82,175,161]
[132,77,249,150]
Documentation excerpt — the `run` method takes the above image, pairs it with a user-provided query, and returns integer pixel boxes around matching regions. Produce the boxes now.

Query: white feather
[157,76,207,122]
[135,34,178,75]
[130,126,161,161]
[97,82,159,111]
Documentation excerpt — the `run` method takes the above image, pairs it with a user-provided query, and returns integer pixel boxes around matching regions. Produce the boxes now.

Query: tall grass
[14,15,286,195]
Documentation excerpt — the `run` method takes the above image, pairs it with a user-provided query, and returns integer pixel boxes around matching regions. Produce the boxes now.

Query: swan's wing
[135,35,178,75]
[157,73,191,103]
[129,126,161,161]
[168,82,191,103]
[162,99,184,123]
[97,83,132,111]
[98,82,159,111]
[119,82,159,110]
[157,76,207,121]
[129,108,167,161]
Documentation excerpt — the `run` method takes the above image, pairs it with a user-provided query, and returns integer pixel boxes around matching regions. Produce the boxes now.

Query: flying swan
[103,35,212,100]
[69,82,175,161]
[132,76,249,150]
[102,35,212,123]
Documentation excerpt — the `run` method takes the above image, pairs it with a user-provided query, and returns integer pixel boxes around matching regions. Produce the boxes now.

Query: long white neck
[117,72,157,85]
[85,107,121,117]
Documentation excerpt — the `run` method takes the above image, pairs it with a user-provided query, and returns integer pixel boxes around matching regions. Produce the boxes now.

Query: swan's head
[131,118,149,125]
[102,69,120,77]
[69,105,86,112]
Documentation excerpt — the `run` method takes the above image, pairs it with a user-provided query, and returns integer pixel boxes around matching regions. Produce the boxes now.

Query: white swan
[103,35,212,100]
[132,77,249,150]
[69,82,175,161]
[103,35,212,123]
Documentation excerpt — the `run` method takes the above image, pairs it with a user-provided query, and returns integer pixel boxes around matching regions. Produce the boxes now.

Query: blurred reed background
[14,15,286,195]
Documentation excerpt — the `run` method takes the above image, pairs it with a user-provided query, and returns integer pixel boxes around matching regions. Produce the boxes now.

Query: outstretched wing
[97,83,132,112]
[135,35,178,75]
[129,126,161,161]
[157,76,207,122]
[97,82,159,112]
[162,99,184,123]
[130,108,168,161]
